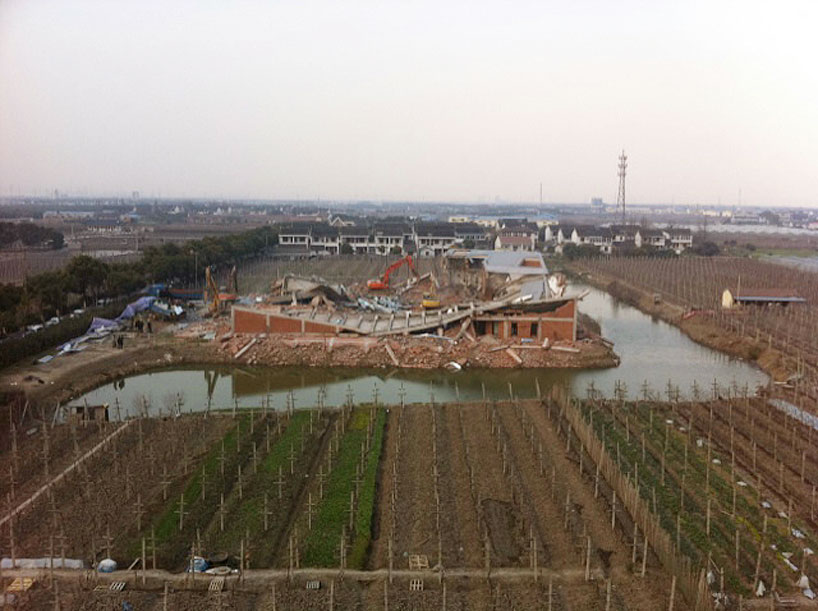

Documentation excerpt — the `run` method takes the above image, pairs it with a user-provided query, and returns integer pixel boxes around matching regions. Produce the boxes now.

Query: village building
[339,225,372,254]
[722,288,806,309]
[665,227,693,253]
[494,234,536,251]
[634,228,667,249]
[413,223,458,257]
[609,225,640,244]
[569,225,613,254]
[309,223,340,254]
[372,223,408,255]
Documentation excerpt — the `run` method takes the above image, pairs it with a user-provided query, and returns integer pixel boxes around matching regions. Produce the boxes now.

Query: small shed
[722,288,806,309]
[69,403,109,424]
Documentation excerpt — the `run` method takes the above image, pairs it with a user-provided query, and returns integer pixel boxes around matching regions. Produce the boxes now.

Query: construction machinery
[421,271,441,308]
[421,293,441,309]
[204,266,238,315]
[205,266,221,314]
[367,255,418,290]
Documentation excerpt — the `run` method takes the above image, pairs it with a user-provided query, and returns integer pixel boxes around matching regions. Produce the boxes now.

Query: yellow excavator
[421,293,441,309]
[205,265,239,316]
[421,272,440,309]
[205,266,221,315]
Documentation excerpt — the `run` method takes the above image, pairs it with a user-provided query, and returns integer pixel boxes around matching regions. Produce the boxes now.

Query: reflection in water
[74,285,768,418]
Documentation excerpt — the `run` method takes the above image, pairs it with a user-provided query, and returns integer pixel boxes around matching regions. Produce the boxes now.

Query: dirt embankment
[215,332,618,371]
[576,268,794,382]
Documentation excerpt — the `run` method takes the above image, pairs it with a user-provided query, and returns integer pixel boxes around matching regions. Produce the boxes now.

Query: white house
[494,234,535,251]
[635,229,668,249]
[665,227,693,253]
[414,224,458,257]
[569,226,613,254]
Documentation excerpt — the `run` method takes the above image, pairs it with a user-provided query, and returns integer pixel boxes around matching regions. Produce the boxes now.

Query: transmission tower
[616,150,627,223]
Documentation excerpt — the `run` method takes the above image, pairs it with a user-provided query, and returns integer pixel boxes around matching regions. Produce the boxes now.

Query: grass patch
[302,406,386,568]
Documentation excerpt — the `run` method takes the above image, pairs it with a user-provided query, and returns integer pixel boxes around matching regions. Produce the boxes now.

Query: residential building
[372,223,408,254]
[635,229,667,249]
[339,225,371,254]
[569,226,613,254]
[414,223,457,257]
[495,234,536,251]
[665,227,693,253]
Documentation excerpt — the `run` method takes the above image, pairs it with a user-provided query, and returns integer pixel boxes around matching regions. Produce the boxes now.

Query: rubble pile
[214,331,617,370]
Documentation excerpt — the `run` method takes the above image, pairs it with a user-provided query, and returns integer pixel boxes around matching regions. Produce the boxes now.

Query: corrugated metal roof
[735,288,803,299]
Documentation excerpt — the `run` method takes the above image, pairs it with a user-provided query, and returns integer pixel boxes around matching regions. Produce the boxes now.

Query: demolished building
[232,249,577,344]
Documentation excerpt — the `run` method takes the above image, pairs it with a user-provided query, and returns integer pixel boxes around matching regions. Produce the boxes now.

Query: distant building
[569,226,613,254]
[414,224,457,257]
[634,228,667,249]
[731,212,765,225]
[722,288,806,309]
[495,234,535,251]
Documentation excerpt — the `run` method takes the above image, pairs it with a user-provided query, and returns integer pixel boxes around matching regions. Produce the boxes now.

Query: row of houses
[277,220,542,257]
[545,224,693,254]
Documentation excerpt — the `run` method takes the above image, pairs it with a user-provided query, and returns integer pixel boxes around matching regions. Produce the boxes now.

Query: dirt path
[458,403,527,568]
[392,405,438,566]
[494,403,581,570]
[438,404,483,567]
[368,404,400,568]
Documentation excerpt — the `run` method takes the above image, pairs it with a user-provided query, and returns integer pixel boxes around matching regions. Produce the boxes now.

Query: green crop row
[302,407,385,568]
[140,414,258,566]
[207,410,312,562]
[348,408,387,568]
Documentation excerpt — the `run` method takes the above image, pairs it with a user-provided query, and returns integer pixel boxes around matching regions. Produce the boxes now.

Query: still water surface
[73,286,768,417]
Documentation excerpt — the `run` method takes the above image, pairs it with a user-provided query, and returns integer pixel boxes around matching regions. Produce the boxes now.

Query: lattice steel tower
[616,150,627,223]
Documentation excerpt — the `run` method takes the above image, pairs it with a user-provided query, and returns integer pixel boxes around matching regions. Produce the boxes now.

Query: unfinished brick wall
[232,307,341,335]
[233,308,269,334]
[474,299,576,343]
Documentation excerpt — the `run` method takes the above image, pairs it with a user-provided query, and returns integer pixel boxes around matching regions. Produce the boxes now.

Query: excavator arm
[367,255,417,290]
[205,266,220,314]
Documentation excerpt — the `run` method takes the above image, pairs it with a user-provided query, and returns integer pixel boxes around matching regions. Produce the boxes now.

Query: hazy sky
[2,1,817,206]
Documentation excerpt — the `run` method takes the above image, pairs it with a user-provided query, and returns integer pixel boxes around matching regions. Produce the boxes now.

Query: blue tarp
[87,317,119,333]
[115,296,156,322]
[144,283,166,297]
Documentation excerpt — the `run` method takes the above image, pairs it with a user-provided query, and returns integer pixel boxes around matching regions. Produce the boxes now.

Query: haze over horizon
[1,1,817,208]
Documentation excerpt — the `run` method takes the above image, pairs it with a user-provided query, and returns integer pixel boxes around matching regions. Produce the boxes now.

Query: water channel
[72,285,768,418]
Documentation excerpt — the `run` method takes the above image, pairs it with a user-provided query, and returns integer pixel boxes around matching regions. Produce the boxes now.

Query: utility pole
[617,150,628,224]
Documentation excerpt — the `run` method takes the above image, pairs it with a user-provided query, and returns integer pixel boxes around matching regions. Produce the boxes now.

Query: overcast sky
[1,1,817,206]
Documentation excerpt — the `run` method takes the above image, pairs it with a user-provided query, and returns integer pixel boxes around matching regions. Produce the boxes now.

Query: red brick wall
[304,320,338,334]
[233,308,340,335]
[541,300,575,319]
[473,300,576,343]
[268,316,304,334]
[233,309,269,334]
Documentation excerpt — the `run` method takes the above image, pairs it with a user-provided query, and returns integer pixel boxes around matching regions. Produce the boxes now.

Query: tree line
[0,225,278,338]
[0,221,64,250]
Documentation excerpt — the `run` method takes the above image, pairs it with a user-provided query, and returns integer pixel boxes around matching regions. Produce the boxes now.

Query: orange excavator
[367,255,418,290]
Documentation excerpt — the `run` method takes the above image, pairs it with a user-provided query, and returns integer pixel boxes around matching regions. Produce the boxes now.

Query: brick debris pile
[214,331,617,370]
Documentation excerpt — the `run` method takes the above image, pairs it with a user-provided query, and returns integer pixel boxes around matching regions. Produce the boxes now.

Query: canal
[72,285,768,417]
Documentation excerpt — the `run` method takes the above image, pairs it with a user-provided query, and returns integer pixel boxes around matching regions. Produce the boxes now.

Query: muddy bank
[0,335,232,414]
[571,267,794,383]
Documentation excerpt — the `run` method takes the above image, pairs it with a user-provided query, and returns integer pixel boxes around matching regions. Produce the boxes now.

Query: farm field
[573,256,818,409]
[5,392,814,608]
